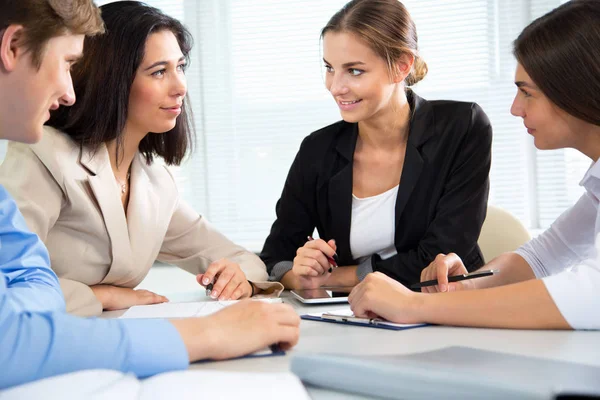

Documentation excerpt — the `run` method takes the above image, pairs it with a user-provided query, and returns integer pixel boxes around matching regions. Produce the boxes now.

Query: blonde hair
[0,0,105,68]
[322,0,427,86]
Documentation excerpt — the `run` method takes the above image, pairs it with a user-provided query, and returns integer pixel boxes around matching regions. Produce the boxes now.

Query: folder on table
[291,346,600,400]
[301,307,427,331]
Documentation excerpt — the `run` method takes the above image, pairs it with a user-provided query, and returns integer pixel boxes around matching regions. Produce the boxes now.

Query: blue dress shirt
[0,185,188,389]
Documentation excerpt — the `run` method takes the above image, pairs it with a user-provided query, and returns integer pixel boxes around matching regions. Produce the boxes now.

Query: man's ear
[392,53,415,83]
[0,25,26,73]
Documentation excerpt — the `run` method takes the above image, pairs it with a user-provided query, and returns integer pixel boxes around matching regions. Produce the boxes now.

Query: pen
[410,269,499,289]
[307,236,339,273]
[269,343,283,354]
[205,282,214,296]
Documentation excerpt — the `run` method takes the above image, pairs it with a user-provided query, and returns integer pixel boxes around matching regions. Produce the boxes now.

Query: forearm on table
[417,279,570,329]
[327,266,359,287]
[280,265,359,289]
[469,252,536,289]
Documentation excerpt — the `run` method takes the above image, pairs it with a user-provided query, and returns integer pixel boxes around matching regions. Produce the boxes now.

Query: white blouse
[350,185,399,262]
[515,160,600,330]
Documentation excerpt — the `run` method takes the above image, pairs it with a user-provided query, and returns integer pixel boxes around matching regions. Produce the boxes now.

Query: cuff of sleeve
[269,261,293,282]
[356,257,374,282]
[250,281,284,297]
[542,264,600,330]
[121,319,189,378]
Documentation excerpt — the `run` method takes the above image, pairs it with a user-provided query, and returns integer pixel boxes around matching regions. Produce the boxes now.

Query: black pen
[410,269,499,289]
[269,343,283,354]
[205,282,213,296]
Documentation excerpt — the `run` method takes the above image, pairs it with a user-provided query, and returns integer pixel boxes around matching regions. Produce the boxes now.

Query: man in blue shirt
[0,0,300,390]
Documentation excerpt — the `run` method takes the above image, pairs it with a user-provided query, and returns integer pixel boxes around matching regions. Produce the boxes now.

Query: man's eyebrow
[144,56,186,71]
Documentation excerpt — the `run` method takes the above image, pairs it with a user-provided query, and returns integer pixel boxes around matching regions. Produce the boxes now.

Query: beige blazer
[0,127,282,316]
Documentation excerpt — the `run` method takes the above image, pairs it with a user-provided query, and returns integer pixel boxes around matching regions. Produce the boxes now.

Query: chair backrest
[477,205,532,263]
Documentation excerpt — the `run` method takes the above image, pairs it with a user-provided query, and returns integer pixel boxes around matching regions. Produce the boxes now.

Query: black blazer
[260,91,492,287]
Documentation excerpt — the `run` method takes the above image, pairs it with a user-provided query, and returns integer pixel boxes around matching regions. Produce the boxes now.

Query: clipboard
[301,308,427,331]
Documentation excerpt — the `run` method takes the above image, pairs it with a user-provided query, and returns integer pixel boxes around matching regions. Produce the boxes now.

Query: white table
[103,267,600,399]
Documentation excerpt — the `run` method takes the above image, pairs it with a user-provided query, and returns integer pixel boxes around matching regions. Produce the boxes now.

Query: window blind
[0,0,585,251]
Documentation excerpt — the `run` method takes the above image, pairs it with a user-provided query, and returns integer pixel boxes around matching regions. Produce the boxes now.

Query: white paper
[0,370,310,400]
[119,298,282,319]
[141,370,310,400]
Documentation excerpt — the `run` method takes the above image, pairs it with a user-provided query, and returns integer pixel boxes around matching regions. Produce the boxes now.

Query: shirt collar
[580,158,600,197]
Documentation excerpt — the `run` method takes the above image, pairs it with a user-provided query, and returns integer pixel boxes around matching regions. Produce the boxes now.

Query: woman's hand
[90,285,168,311]
[197,259,252,301]
[419,253,472,293]
[284,238,337,289]
[349,272,422,324]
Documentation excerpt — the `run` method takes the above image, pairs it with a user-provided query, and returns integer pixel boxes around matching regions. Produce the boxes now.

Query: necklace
[115,172,131,194]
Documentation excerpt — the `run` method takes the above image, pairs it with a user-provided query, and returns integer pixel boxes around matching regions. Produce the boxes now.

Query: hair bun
[406,56,428,86]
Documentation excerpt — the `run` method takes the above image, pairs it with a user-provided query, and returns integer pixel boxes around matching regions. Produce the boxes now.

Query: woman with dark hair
[349,0,600,330]
[260,0,492,290]
[0,1,282,317]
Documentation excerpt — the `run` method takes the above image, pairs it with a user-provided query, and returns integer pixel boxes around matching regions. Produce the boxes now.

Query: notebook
[291,346,600,400]
[0,369,310,400]
[302,307,427,331]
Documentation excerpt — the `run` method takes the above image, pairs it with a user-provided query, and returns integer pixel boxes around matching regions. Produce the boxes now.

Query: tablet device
[290,287,352,304]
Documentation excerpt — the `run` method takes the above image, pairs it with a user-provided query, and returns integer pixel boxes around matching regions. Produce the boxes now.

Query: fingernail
[211,292,218,299]
[328,267,333,273]
[440,284,447,292]
[332,253,340,264]
[202,277,210,285]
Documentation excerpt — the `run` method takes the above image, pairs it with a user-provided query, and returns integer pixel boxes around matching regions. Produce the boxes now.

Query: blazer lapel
[394,143,424,225]
[395,91,434,225]
[80,145,134,283]
[126,154,159,271]
[326,124,358,265]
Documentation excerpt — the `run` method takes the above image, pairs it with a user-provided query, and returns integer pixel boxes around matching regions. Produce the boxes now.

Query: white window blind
[0,0,587,251]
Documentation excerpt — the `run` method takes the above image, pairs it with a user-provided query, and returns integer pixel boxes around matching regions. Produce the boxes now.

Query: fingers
[135,289,168,305]
[272,325,300,350]
[294,247,331,276]
[206,259,248,300]
[270,304,301,326]
[348,280,367,312]
[305,238,337,259]
[201,260,226,287]
[230,281,251,300]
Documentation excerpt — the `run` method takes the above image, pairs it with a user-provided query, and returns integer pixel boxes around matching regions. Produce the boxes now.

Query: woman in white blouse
[348,0,600,330]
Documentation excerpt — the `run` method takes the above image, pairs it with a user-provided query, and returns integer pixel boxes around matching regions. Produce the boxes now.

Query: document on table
[0,369,310,400]
[119,298,283,319]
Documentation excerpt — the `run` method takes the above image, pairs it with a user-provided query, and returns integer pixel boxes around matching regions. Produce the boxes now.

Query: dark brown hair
[0,0,104,68]
[322,0,427,86]
[47,1,194,166]
[513,0,600,126]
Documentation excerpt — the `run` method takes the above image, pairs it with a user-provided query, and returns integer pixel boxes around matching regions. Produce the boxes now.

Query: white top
[515,160,600,330]
[350,185,399,261]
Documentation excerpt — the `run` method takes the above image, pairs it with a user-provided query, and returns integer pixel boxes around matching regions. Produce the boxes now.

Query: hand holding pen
[292,236,339,277]
[196,258,254,301]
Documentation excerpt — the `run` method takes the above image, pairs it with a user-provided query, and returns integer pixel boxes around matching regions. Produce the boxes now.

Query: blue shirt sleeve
[0,186,65,313]
[0,186,189,389]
